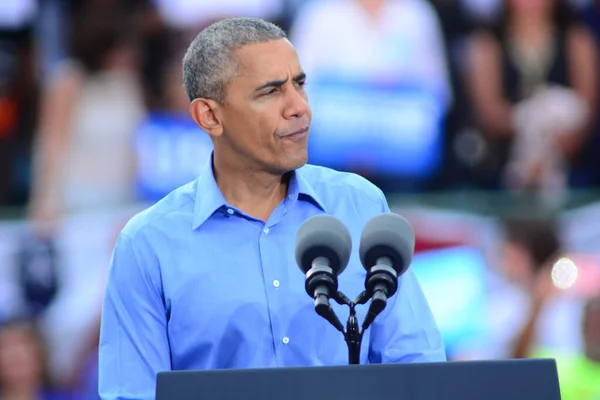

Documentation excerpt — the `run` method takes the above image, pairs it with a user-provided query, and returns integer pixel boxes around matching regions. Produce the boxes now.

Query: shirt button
[227,208,234,215]
[263,227,269,234]
[288,194,294,200]
[282,336,290,345]
[273,279,280,288]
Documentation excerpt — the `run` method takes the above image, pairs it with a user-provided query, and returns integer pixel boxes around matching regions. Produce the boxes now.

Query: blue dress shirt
[99,158,446,400]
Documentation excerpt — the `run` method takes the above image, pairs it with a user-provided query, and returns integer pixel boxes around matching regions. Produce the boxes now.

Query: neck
[212,153,289,221]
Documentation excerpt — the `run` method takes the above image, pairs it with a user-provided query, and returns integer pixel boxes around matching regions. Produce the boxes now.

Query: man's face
[217,39,311,175]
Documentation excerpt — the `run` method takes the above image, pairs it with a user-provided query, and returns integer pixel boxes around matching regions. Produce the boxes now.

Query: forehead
[232,39,302,84]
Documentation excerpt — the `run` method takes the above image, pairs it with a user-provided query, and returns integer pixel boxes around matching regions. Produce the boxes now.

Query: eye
[262,87,278,96]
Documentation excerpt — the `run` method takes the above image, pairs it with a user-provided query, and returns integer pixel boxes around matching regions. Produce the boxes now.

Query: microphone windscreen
[295,214,352,275]
[359,213,415,276]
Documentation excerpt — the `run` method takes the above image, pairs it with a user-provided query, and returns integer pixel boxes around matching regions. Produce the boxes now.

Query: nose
[283,85,309,120]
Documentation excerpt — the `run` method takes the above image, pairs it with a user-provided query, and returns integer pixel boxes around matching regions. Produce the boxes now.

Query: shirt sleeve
[99,232,171,400]
[367,189,447,363]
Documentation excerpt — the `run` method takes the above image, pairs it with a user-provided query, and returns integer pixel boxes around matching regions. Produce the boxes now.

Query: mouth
[281,127,309,141]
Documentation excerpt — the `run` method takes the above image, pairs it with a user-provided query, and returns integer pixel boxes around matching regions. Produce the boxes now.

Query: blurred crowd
[1,0,600,211]
[0,0,599,399]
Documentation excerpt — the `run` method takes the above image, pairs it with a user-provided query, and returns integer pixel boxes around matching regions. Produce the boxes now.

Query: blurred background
[0,0,599,399]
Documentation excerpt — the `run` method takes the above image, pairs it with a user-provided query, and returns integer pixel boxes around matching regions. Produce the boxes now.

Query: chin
[275,151,308,174]
[290,150,309,169]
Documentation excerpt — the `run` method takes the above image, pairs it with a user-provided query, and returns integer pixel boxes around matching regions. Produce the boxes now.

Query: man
[98,17,445,400]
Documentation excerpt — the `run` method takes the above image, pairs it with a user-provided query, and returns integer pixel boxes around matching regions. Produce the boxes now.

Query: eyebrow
[254,72,306,93]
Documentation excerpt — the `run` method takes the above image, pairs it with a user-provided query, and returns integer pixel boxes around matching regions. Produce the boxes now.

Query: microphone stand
[331,291,381,365]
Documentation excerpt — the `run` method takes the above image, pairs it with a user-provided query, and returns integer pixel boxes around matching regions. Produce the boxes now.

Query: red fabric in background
[0,97,18,138]
[414,237,464,254]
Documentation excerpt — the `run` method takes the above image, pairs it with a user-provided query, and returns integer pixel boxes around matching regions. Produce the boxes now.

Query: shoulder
[120,179,196,241]
[299,164,386,208]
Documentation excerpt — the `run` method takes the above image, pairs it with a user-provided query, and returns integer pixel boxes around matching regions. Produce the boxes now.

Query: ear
[190,98,223,138]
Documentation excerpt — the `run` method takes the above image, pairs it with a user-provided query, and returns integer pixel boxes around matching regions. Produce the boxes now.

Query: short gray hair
[182,17,287,103]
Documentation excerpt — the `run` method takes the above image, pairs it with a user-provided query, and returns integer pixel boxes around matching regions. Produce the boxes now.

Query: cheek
[252,108,281,144]
[249,115,276,148]
[226,109,277,155]
[224,99,288,151]
[224,107,258,139]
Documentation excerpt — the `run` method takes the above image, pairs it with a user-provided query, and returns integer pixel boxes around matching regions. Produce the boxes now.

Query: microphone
[359,213,415,329]
[296,214,352,332]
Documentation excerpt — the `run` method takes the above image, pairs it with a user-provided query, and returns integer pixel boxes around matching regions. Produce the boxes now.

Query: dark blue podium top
[156,358,561,400]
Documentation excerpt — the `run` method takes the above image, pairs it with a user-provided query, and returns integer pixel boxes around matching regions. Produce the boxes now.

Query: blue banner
[306,77,446,178]
[411,246,488,356]
[134,112,213,201]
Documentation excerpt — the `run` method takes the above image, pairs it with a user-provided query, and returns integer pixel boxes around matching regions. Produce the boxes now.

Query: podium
[155,358,561,400]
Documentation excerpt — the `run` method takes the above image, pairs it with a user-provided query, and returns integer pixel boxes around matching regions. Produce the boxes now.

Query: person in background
[466,0,598,194]
[290,0,451,101]
[504,218,563,359]
[424,0,480,190]
[483,217,582,360]
[0,319,72,400]
[288,0,452,192]
[25,1,146,387]
[569,0,600,187]
[27,2,146,233]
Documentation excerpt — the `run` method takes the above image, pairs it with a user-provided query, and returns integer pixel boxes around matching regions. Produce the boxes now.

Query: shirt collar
[292,165,327,213]
[192,155,228,230]
[192,154,327,230]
